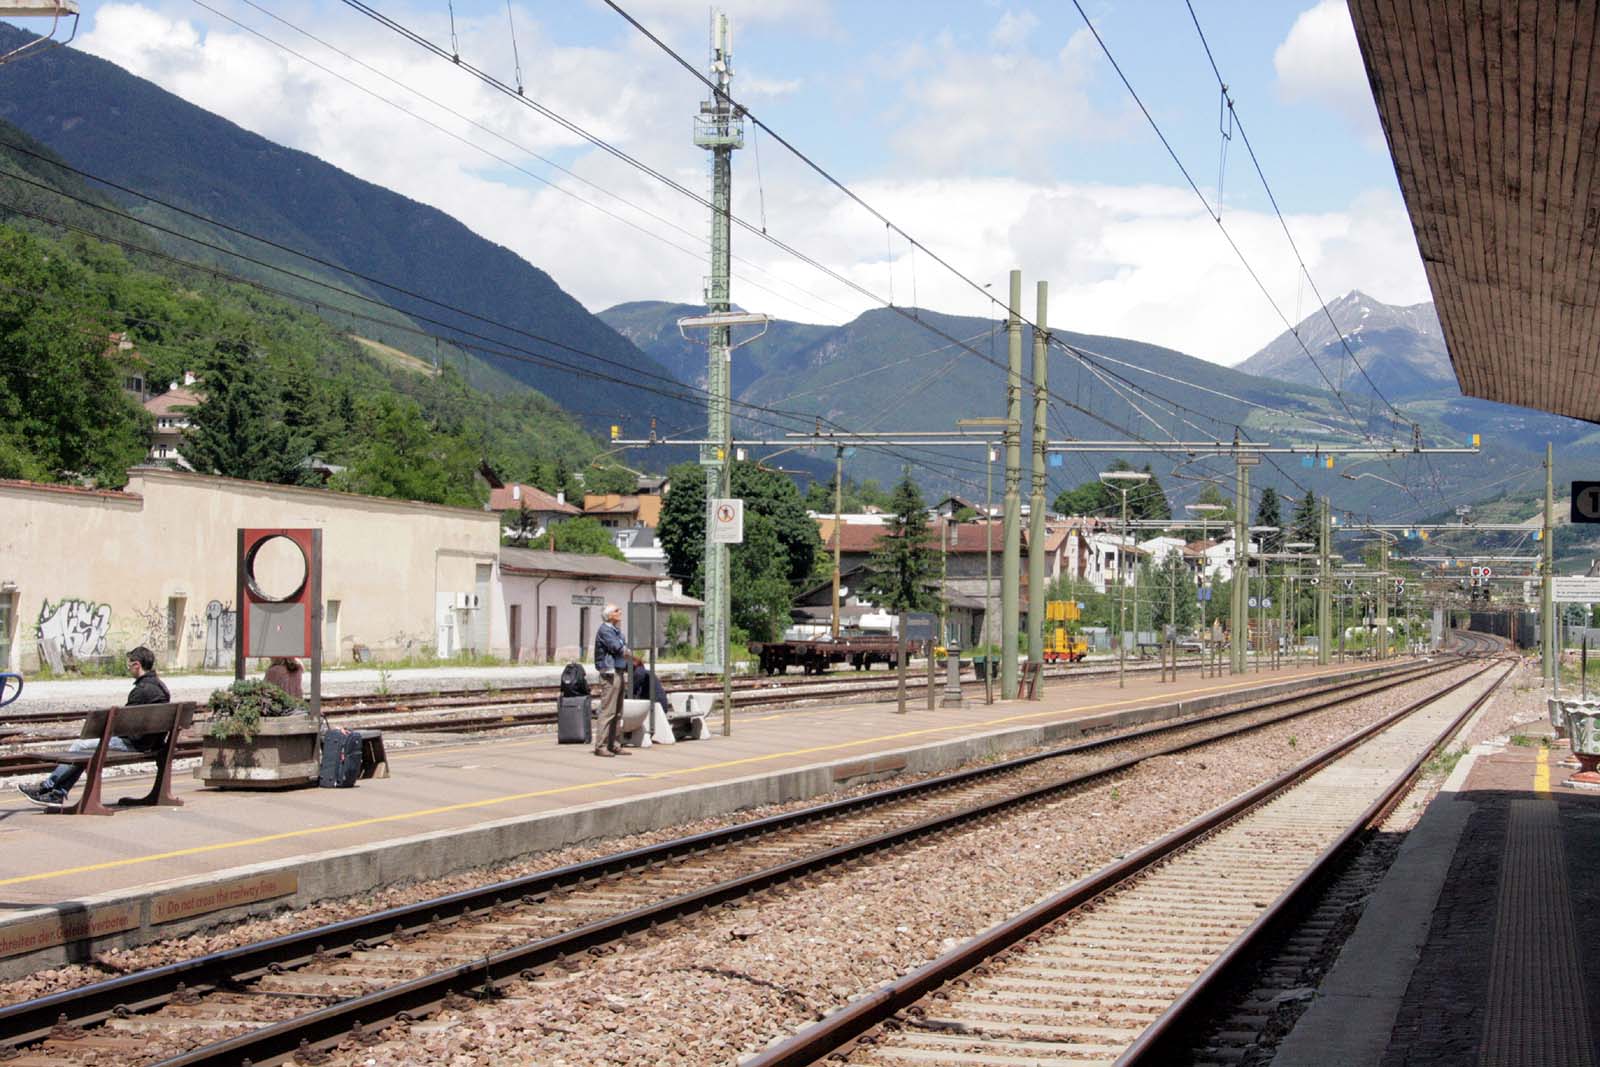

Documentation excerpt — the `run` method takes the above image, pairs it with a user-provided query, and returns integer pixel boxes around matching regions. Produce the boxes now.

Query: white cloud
[1273,0,1384,145]
[886,24,1113,177]
[990,9,1038,50]
[70,2,1427,373]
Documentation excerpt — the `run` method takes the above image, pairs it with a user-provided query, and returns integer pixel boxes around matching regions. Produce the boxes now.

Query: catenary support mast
[1002,271,1023,700]
[1027,281,1048,696]
[694,10,743,673]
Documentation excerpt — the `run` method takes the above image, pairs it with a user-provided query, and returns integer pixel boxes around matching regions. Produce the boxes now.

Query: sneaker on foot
[610,747,633,756]
[17,781,66,807]
[593,749,615,758]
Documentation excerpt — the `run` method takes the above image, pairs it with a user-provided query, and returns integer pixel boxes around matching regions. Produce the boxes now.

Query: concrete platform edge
[0,663,1397,979]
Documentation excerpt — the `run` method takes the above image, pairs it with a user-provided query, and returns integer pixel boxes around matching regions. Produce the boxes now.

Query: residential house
[143,382,202,470]
[583,493,662,529]
[489,482,580,542]
[613,525,668,575]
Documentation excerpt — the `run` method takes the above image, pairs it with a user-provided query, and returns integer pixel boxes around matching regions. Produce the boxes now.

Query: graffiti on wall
[37,598,112,664]
[203,600,237,669]
[131,602,169,653]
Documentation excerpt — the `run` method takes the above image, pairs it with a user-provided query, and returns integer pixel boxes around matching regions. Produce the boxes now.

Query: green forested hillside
[0,127,598,500]
[0,24,703,442]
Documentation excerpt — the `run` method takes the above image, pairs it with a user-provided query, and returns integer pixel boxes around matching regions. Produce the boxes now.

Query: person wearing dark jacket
[592,605,632,757]
[630,655,670,713]
[18,645,172,807]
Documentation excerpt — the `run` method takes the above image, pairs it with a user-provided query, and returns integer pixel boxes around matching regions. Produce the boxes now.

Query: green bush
[205,679,305,740]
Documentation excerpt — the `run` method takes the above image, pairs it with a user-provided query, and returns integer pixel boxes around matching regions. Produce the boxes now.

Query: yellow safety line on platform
[1535,747,1550,794]
[0,663,1382,888]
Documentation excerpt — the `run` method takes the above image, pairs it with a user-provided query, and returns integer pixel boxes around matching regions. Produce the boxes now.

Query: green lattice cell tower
[694,10,744,673]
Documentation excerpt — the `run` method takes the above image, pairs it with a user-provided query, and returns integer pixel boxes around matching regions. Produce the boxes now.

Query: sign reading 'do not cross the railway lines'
[1553,577,1600,603]
[709,498,744,544]
[1573,482,1600,523]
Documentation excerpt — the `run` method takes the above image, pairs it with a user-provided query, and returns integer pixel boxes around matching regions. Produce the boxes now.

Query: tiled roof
[499,547,658,581]
[489,483,580,514]
[143,387,202,417]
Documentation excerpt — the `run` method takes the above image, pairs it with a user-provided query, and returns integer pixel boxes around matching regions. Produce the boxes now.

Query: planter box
[196,713,320,789]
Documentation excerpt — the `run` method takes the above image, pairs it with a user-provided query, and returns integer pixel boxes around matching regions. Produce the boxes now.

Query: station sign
[571,594,605,606]
[1553,576,1600,603]
[902,612,937,642]
[1572,481,1600,523]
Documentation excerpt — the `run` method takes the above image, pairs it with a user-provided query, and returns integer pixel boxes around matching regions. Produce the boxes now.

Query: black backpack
[560,662,590,697]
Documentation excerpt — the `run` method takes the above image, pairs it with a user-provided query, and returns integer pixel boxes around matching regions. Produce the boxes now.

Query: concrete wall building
[0,468,506,673]
[498,548,682,663]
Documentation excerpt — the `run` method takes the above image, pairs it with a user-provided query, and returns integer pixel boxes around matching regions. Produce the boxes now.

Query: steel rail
[0,662,1445,1057]
[744,661,1502,1067]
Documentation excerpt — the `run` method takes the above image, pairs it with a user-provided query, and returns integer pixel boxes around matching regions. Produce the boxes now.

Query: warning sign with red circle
[709,498,744,544]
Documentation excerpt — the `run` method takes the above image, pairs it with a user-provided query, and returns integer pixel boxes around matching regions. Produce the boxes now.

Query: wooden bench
[35,702,196,816]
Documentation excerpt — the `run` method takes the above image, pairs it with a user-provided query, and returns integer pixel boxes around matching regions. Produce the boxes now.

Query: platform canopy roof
[1349,1,1600,423]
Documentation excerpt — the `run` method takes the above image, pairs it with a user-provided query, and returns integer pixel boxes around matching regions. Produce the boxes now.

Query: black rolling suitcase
[557,695,593,744]
[319,727,363,787]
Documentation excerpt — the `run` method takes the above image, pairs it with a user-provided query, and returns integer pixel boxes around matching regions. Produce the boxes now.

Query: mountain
[604,295,1600,529]
[0,25,702,442]
[1237,290,1454,400]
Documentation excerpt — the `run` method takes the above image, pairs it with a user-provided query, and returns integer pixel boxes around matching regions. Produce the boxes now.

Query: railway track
[749,660,1510,1066]
[0,654,1291,777]
[0,658,1463,1065]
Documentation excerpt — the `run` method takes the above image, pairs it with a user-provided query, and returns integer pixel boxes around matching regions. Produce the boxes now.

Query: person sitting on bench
[18,645,172,807]
[630,654,671,714]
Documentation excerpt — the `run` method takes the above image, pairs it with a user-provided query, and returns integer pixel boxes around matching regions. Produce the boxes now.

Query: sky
[16,0,1431,366]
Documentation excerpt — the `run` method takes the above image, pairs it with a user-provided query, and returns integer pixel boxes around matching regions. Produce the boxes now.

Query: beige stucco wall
[0,469,505,673]
[500,572,658,664]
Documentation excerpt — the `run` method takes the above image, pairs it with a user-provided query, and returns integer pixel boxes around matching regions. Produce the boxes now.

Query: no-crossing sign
[709,498,744,544]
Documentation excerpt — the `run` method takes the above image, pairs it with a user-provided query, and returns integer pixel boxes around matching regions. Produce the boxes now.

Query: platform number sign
[1573,481,1600,524]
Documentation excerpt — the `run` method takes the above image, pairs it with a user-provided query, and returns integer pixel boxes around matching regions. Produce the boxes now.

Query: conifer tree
[860,469,940,614]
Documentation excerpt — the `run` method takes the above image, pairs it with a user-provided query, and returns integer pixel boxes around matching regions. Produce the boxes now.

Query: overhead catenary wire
[198,0,850,321]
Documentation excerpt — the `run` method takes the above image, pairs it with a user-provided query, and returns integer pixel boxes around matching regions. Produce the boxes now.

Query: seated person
[630,654,670,713]
[18,645,171,807]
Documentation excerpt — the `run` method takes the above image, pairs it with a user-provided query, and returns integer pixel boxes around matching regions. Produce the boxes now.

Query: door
[545,605,556,662]
[472,564,492,653]
[508,605,521,662]
[165,597,185,662]
[579,606,592,662]
[0,593,12,671]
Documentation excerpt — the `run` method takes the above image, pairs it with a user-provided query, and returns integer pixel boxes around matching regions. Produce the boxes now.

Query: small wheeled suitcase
[319,727,363,787]
[557,695,593,744]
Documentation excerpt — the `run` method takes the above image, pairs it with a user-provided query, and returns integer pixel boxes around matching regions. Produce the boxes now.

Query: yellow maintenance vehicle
[1043,600,1088,663]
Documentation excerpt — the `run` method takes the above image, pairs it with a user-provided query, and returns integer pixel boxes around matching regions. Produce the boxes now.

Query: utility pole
[1318,497,1332,666]
[1377,536,1389,661]
[1002,270,1022,701]
[1232,456,1250,673]
[831,445,843,638]
[1028,281,1049,698]
[1545,441,1555,685]
[693,10,743,675]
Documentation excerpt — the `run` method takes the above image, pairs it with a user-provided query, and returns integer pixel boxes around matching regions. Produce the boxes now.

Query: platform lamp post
[1101,470,1151,689]
[1186,503,1225,641]
[1248,526,1279,671]
[960,417,1011,705]
[1285,542,1316,665]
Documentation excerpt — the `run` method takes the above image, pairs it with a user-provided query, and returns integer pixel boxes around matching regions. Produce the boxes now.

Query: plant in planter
[197,679,320,789]
[205,679,305,740]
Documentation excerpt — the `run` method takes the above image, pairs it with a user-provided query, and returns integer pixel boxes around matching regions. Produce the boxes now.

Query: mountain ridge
[0,25,703,442]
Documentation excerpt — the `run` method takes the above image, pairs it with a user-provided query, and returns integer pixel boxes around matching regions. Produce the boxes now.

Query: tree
[503,501,538,547]
[1142,550,1198,631]
[1254,487,1284,556]
[1052,459,1167,519]
[730,511,793,641]
[334,394,482,507]
[530,515,625,560]
[859,469,940,613]
[185,334,316,485]
[1134,464,1171,522]
[1177,482,1235,542]
[583,462,638,495]
[659,460,820,595]
[1289,491,1320,548]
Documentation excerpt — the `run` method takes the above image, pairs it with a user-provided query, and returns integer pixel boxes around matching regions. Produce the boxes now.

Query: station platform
[1274,680,1600,1066]
[0,659,1397,978]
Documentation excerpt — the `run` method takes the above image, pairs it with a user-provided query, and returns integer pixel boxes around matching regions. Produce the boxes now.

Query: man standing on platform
[592,604,632,757]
